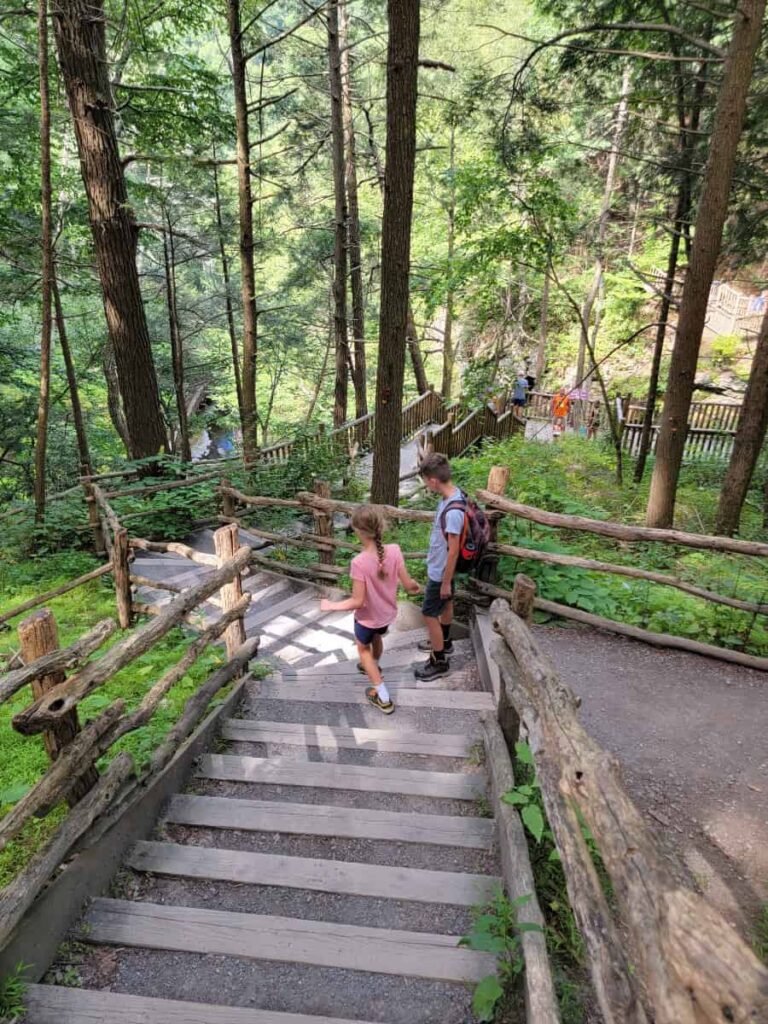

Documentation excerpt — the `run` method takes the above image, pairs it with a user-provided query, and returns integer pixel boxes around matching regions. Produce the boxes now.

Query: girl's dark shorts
[422,578,455,618]
[354,621,390,645]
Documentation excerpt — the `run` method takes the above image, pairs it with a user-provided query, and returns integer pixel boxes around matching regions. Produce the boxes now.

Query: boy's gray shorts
[422,577,455,617]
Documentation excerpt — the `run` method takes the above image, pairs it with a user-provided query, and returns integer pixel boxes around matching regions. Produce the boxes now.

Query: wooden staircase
[23,528,504,1024]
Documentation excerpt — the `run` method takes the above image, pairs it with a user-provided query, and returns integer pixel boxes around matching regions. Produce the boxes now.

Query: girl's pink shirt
[350,543,405,628]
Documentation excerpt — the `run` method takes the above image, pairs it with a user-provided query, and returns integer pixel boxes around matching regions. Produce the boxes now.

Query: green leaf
[522,803,545,843]
[515,741,533,765]
[501,790,529,806]
[462,931,507,954]
[548,847,562,863]
[0,783,32,805]
[516,922,544,934]
[472,974,504,1021]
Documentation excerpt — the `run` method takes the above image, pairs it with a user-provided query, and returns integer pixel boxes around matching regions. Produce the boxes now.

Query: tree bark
[715,308,768,534]
[162,217,191,463]
[406,308,429,394]
[328,0,349,428]
[441,122,456,400]
[212,151,245,435]
[340,0,367,421]
[226,0,259,462]
[53,275,92,475]
[535,272,549,382]
[51,0,167,460]
[575,68,631,389]
[34,0,53,522]
[634,46,709,484]
[647,0,766,527]
[370,0,420,505]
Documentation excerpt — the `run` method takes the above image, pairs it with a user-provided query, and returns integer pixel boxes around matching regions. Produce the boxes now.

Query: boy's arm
[320,578,366,612]
[441,533,461,599]
[397,562,421,595]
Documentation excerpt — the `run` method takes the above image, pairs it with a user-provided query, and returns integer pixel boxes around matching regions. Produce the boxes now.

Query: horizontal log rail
[12,545,253,735]
[474,579,768,672]
[490,587,768,1024]
[128,537,219,567]
[0,563,114,628]
[478,490,768,558]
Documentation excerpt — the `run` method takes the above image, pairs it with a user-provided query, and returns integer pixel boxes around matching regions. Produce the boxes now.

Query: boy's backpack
[439,492,491,574]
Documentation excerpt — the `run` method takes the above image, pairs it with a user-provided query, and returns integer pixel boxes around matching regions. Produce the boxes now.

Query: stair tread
[197,754,485,800]
[128,841,499,906]
[84,898,494,982]
[222,719,476,757]
[24,985,375,1024]
[256,681,493,711]
[164,794,495,848]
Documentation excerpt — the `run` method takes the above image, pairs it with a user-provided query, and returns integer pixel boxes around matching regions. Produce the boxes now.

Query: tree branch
[244,2,331,62]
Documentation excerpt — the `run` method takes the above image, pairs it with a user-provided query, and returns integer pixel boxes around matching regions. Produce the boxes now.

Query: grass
[754,904,768,964]
[0,551,229,888]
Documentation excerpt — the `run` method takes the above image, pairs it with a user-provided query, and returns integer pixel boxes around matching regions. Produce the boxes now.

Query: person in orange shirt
[551,387,571,437]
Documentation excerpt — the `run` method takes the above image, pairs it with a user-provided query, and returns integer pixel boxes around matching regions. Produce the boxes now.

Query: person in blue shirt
[414,453,465,680]
[513,374,530,407]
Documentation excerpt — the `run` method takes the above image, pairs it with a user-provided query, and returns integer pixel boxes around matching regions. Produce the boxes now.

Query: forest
[0,0,766,536]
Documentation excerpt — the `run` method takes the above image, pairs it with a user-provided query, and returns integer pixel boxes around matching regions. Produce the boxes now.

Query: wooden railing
[0,525,259,949]
[488,580,768,1024]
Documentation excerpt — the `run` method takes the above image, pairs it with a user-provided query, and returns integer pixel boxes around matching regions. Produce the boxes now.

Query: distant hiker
[551,387,570,437]
[513,373,530,408]
[320,506,420,714]
[587,403,601,440]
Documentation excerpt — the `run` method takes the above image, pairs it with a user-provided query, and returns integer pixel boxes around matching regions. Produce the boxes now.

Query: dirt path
[535,622,768,936]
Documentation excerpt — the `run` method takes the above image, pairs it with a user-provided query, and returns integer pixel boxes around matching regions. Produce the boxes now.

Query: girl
[320,506,420,714]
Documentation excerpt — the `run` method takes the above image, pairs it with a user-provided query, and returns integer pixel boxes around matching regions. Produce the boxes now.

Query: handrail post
[113,528,132,629]
[479,465,509,585]
[220,476,236,520]
[81,466,105,556]
[18,609,98,804]
[313,480,334,565]
[213,524,246,660]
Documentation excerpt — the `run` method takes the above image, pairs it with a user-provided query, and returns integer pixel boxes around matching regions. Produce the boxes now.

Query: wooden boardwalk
[24,528,505,1024]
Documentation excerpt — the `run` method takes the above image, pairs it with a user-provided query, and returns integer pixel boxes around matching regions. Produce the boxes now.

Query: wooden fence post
[480,465,510,584]
[220,477,236,520]
[313,480,334,565]
[213,524,246,660]
[511,573,537,625]
[113,528,132,630]
[18,609,99,804]
[81,471,105,556]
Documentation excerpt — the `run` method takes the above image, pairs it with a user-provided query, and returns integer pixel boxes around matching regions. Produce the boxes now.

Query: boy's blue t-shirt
[513,377,529,401]
[427,488,465,583]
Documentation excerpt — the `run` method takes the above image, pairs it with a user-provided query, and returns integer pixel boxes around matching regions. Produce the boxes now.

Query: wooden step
[197,754,485,800]
[222,719,476,757]
[283,642,472,677]
[85,899,495,982]
[24,986,377,1024]
[246,589,318,630]
[165,794,495,849]
[128,841,499,906]
[256,680,494,712]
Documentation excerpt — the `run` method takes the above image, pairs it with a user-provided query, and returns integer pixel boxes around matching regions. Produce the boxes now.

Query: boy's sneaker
[417,638,453,654]
[414,653,450,680]
[365,687,395,715]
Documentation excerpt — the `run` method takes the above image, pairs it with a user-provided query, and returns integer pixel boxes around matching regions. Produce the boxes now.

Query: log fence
[0,527,259,950]
[488,580,768,1024]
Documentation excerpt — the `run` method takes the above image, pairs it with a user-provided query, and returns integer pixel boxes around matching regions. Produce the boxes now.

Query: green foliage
[0,962,30,1020]
[709,334,741,368]
[753,904,768,964]
[460,887,541,1020]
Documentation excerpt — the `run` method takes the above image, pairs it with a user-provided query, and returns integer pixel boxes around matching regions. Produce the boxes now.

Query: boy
[414,453,464,680]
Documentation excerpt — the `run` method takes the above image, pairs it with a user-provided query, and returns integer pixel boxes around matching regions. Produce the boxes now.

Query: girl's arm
[320,577,366,613]
[397,562,421,595]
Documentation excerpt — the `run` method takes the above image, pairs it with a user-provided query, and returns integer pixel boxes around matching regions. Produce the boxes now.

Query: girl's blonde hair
[352,505,387,578]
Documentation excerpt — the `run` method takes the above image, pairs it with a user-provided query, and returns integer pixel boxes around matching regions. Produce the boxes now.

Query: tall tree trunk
[535,272,550,382]
[328,0,349,427]
[406,309,429,394]
[715,308,768,534]
[103,337,130,450]
[162,219,191,463]
[34,0,53,522]
[51,0,167,460]
[306,299,334,424]
[370,0,420,505]
[441,121,456,400]
[226,0,259,462]
[339,0,367,420]
[53,274,91,475]
[647,0,766,527]
[212,150,244,434]
[575,68,631,388]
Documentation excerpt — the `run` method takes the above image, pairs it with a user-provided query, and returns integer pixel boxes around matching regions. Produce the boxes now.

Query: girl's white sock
[377,682,391,702]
